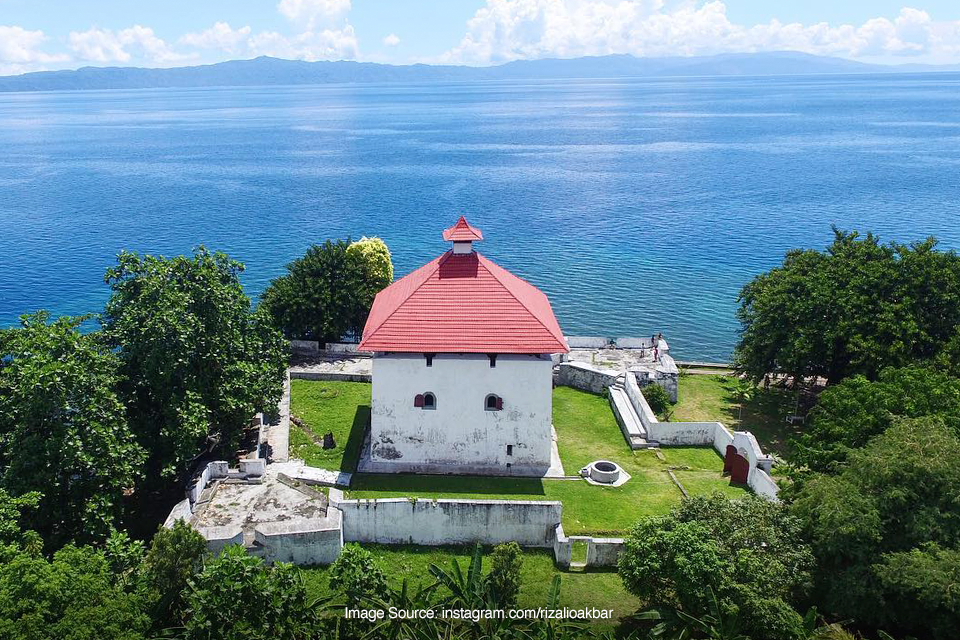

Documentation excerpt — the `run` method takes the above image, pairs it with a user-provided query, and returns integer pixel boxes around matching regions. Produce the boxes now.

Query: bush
[485,542,523,607]
[139,520,207,628]
[641,383,673,417]
[328,543,388,607]
[182,545,320,640]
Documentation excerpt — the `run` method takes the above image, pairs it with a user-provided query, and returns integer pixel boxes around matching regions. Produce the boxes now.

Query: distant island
[2,51,959,93]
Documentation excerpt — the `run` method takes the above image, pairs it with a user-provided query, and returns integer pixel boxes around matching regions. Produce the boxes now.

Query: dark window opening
[488,354,497,368]
[422,392,436,409]
[485,394,502,411]
[507,445,513,456]
[424,353,434,367]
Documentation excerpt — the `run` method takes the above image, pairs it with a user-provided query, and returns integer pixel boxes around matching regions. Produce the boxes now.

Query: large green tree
[101,247,287,483]
[0,543,149,640]
[260,237,393,343]
[790,366,960,473]
[0,312,145,545]
[736,230,960,385]
[618,493,813,640]
[791,416,960,639]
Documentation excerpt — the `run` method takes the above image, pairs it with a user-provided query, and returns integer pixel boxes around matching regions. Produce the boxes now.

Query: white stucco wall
[370,353,554,474]
[338,498,562,547]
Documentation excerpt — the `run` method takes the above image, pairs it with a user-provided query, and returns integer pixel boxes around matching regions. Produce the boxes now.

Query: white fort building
[358,216,569,476]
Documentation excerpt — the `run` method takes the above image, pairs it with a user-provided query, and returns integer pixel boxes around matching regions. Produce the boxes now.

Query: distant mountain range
[2,51,959,93]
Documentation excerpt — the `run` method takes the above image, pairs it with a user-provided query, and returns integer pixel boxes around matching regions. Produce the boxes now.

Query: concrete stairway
[608,381,651,449]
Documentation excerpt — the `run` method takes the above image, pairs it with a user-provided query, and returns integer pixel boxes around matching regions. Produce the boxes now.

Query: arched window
[415,392,437,409]
[485,394,503,411]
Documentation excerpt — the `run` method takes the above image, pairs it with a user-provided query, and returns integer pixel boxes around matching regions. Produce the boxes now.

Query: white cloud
[248,25,359,61]
[0,25,69,74]
[277,0,351,29]
[383,33,401,47]
[180,22,252,54]
[69,25,190,64]
[440,1,960,64]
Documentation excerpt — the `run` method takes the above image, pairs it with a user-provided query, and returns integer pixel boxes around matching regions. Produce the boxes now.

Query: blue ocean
[2,73,960,361]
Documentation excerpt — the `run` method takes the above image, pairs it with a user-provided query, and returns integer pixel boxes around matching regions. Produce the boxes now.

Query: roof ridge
[476,253,566,349]
[359,253,447,349]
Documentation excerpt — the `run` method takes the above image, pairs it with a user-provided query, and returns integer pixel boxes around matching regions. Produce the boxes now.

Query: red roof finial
[442,216,483,242]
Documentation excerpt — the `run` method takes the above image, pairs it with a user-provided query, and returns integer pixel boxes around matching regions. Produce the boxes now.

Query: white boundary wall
[337,498,562,547]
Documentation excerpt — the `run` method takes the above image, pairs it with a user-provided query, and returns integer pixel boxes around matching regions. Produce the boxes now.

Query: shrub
[641,383,673,417]
[485,542,523,607]
[328,543,388,607]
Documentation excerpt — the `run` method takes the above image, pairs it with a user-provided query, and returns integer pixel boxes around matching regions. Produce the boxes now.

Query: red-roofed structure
[442,215,484,242]
[360,217,564,477]
[359,219,568,354]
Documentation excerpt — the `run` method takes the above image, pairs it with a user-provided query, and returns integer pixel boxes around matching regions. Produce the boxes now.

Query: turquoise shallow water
[1,73,960,361]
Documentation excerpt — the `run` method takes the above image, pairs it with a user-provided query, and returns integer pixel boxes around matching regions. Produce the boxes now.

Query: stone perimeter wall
[335,497,562,547]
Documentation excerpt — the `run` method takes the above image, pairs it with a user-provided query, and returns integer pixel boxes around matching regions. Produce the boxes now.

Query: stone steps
[608,382,652,449]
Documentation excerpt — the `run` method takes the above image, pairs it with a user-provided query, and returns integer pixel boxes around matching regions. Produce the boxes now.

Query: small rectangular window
[425,354,434,367]
[507,445,513,456]
[488,354,497,368]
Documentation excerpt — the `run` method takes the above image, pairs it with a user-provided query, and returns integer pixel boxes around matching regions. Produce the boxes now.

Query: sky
[2,0,960,75]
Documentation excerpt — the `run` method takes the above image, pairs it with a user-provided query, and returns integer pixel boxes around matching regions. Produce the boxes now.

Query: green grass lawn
[338,385,748,535]
[301,544,640,624]
[673,374,800,456]
[289,380,371,472]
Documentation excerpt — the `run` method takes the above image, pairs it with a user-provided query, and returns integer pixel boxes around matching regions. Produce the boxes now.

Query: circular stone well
[589,460,621,484]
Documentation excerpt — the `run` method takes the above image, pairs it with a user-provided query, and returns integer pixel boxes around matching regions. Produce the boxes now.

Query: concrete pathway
[262,373,290,462]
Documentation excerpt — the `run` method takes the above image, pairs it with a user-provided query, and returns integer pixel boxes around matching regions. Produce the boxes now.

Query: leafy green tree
[102,248,287,483]
[619,493,813,640]
[790,367,960,473]
[260,237,393,343]
[790,416,960,639]
[731,379,755,423]
[641,384,674,418]
[139,520,207,628]
[0,312,145,546]
[327,543,388,608]
[736,230,960,385]
[181,545,321,640]
[0,543,149,640]
[0,489,38,547]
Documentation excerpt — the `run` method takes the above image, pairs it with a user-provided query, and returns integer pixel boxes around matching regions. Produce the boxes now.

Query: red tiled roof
[359,250,568,354]
[442,216,484,242]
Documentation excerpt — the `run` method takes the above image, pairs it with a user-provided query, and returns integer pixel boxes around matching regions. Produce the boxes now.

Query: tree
[731,379,755,423]
[790,367,960,473]
[0,543,149,640]
[0,312,145,546]
[790,416,960,639]
[102,248,287,483]
[260,237,393,343]
[642,384,674,418]
[139,520,207,628]
[735,229,960,385]
[619,493,813,640]
[181,545,321,640]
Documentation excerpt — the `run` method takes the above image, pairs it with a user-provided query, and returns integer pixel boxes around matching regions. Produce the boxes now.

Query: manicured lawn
[289,380,371,472]
[343,385,748,535]
[674,374,799,456]
[301,544,640,624]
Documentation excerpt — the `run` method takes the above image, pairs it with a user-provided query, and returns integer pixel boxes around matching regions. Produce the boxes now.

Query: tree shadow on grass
[715,378,800,457]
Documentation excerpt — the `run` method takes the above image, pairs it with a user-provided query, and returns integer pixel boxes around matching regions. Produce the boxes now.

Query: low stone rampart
[336,498,562,547]
[554,362,620,395]
[253,509,343,565]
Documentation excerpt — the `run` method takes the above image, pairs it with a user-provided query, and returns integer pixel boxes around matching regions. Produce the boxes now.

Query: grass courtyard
[290,380,748,536]
[673,373,799,456]
[300,544,640,623]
